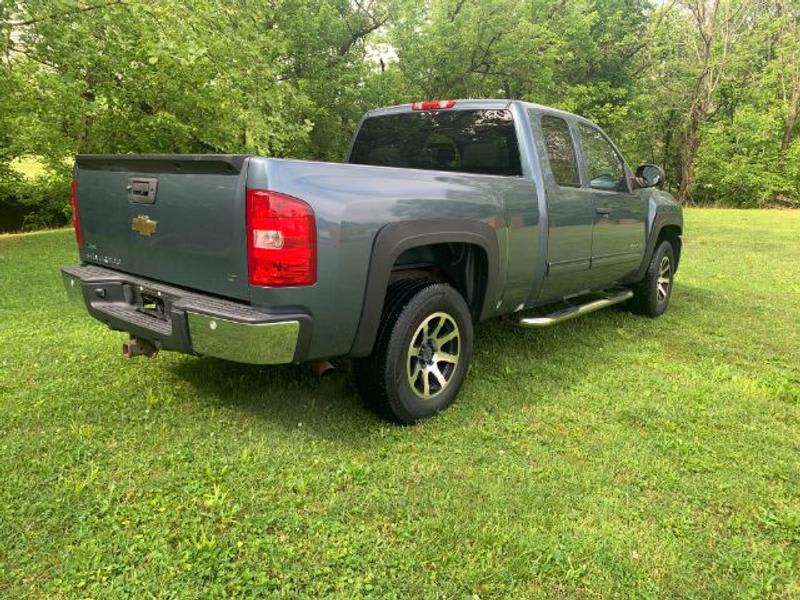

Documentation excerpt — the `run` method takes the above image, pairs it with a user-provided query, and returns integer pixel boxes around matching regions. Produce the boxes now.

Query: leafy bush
[0,171,72,233]
[693,106,800,208]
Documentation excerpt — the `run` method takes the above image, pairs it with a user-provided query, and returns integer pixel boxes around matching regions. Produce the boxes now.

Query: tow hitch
[122,336,160,358]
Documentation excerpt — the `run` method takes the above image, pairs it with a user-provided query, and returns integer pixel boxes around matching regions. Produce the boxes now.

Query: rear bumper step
[62,265,311,364]
[518,288,633,328]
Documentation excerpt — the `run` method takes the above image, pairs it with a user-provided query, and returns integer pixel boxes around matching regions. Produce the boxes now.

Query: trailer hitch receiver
[122,336,159,359]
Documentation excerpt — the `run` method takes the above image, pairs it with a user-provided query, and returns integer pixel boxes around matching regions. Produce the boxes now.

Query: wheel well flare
[390,242,488,320]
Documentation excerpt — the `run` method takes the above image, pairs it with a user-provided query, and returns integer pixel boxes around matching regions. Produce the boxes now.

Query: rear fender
[349,219,499,357]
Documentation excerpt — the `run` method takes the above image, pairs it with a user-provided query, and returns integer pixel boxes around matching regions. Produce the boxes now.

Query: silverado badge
[132,214,157,236]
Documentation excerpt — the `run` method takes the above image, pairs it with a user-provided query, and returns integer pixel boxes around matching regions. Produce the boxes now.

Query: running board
[518,289,634,328]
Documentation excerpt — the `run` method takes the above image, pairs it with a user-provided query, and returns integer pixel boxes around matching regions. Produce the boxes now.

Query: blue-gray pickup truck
[62,99,683,423]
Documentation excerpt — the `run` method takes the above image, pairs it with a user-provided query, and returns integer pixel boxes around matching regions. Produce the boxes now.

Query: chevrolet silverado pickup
[62,99,683,423]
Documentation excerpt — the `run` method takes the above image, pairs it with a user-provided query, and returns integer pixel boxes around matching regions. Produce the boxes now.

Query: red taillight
[70,178,83,247]
[246,189,316,287]
[411,100,456,110]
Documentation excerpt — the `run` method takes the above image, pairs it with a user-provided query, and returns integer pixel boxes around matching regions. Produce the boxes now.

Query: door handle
[595,207,612,215]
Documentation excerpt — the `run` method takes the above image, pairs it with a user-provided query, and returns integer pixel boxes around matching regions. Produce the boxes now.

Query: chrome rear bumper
[186,312,299,364]
[61,265,310,364]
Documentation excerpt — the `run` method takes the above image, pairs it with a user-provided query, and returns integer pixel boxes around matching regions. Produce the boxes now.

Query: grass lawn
[1,208,799,598]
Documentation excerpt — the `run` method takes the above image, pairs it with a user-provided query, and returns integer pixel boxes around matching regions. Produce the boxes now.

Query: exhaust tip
[309,360,335,377]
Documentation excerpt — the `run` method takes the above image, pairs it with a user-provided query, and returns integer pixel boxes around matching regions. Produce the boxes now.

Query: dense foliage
[1,0,799,230]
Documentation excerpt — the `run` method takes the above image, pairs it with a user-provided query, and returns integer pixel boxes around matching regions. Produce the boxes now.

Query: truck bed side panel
[245,158,540,360]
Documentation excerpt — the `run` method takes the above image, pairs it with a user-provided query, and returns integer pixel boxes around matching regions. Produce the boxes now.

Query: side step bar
[518,288,634,328]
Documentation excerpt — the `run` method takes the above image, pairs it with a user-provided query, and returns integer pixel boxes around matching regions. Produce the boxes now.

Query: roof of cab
[365,99,580,121]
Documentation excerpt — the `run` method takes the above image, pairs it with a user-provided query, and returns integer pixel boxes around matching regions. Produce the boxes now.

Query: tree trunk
[677,112,702,205]
[677,66,712,205]
[780,79,800,158]
[675,0,728,205]
[778,9,799,163]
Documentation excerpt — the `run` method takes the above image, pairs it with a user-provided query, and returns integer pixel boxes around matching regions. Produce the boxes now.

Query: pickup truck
[62,99,683,423]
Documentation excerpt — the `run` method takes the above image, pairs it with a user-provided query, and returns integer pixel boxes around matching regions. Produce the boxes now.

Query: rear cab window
[349,109,522,177]
[540,114,580,187]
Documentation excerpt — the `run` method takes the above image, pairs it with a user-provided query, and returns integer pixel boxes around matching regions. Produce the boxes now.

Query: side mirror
[635,164,666,189]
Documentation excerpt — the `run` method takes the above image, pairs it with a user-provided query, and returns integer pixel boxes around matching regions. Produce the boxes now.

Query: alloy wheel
[406,311,460,400]
[656,255,671,303]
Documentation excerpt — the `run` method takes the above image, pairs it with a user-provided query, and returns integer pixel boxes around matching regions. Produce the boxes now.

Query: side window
[540,115,580,186]
[578,123,625,191]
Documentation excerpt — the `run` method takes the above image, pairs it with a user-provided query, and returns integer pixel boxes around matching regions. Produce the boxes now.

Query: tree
[2,0,800,228]
[673,0,753,204]
[1,0,393,165]
[775,1,800,160]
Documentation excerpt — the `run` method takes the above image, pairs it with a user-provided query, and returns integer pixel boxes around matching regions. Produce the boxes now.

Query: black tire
[629,239,675,317]
[353,280,474,424]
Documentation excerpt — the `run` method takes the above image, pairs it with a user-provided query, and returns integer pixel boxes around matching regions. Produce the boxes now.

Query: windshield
[349,109,522,177]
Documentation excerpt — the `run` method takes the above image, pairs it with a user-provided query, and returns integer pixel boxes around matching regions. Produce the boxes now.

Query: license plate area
[138,291,168,321]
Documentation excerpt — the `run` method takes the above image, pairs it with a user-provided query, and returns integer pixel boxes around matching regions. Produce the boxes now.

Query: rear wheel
[353,280,473,424]
[629,240,675,317]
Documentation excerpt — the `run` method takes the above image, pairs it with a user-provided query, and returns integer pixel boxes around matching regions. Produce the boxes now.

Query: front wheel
[629,240,675,317]
[353,281,474,424]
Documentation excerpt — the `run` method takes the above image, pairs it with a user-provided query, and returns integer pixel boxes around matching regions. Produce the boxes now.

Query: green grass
[1,209,799,599]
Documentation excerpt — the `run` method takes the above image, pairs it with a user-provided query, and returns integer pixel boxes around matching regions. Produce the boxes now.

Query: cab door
[532,112,595,302]
[575,122,647,283]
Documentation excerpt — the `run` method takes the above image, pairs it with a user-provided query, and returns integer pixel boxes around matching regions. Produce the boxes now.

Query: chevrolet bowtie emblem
[132,214,157,236]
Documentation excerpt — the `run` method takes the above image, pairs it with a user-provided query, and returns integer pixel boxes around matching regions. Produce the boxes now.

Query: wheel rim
[656,255,671,303]
[406,311,460,400]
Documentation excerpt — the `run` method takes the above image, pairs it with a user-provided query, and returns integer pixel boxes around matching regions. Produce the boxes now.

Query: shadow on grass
[669,281,720,307]
[169,284,713,436]
[170,356,378,442]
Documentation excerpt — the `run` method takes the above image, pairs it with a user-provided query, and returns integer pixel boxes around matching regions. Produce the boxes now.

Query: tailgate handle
[127,177,158,204]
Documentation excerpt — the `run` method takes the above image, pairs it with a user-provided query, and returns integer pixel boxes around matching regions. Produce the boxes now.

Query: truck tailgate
[74,155,250,301]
